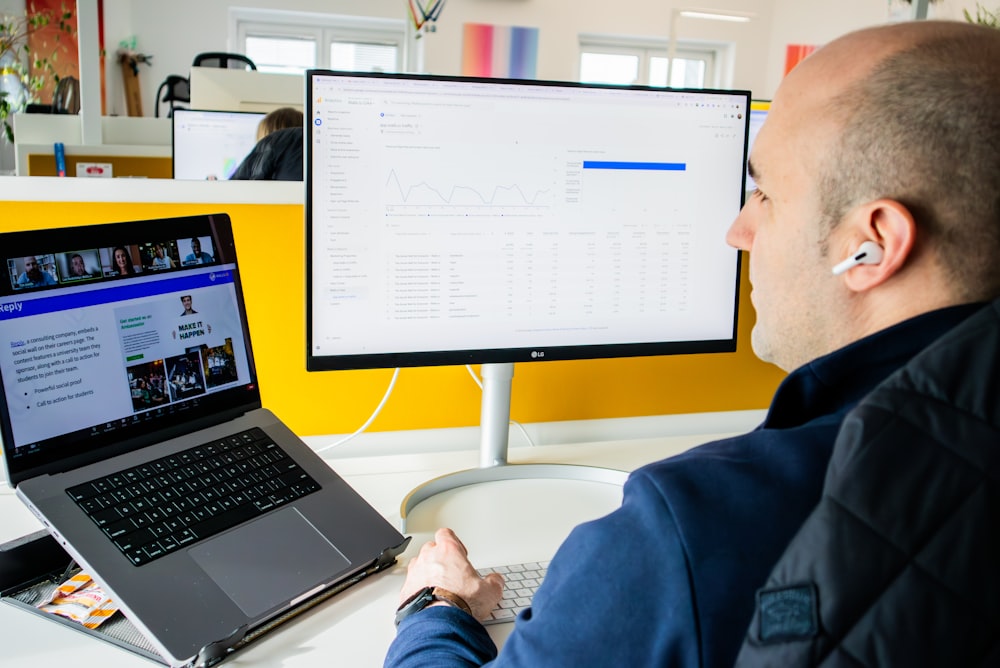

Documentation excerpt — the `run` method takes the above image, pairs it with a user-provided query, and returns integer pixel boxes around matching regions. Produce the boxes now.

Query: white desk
[0,428,746,667]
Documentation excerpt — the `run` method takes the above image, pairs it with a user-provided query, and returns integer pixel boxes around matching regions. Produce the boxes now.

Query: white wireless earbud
[831,241,884,276]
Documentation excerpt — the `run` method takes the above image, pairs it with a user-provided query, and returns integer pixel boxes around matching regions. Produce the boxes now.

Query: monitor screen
[745,100,770,193]
[171,109,265,180]
[305,71,749,372]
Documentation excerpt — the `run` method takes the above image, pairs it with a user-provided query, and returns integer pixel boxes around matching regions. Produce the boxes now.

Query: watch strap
[429,587,473,616]
[395,586,473,626]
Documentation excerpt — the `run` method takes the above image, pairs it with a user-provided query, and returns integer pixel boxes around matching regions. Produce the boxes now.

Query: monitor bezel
[0,214,263,486]
[304,69,749,373]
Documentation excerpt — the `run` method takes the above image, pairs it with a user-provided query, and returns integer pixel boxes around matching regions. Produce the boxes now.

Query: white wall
[111,0,775,116]
[1,0,982,123]
[102,0,977,118]
[766,0,969,97]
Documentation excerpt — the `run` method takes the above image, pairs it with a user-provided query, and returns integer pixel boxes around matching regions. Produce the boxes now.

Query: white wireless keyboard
[477,560,550,625]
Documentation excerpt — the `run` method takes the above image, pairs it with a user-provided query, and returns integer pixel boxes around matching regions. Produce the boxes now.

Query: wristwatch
[394,586,472,626]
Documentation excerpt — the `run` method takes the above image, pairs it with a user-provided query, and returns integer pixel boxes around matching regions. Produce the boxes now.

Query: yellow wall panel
[1,200,786,436]
[27,155,173,179]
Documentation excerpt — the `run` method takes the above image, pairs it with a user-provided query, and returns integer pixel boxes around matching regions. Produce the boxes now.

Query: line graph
[384,169,554,209]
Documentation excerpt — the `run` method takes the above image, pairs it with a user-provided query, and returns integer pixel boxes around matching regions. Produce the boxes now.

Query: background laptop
[0,213,408,666]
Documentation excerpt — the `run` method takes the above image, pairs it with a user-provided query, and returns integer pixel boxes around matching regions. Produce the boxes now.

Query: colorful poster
[462,23,539,79]
[784,44,818,76]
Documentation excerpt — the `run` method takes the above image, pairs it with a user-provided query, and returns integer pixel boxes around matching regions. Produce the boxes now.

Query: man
[16,255,57,287]
[183,238,213,265]
[384,20,1000,668]
[67,253,94,279]
[180,295,197,316]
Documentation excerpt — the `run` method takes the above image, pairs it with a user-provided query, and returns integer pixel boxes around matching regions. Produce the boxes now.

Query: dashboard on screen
[745,100,770,193]
[171,109,265,180]
[305,71,750,371]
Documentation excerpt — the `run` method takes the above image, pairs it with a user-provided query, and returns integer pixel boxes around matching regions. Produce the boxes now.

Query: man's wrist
[395,586,473,626]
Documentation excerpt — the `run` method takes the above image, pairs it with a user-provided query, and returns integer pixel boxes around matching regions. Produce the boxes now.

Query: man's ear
[837,198,915,292]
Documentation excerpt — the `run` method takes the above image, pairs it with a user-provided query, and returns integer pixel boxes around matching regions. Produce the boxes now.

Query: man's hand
[399,528,505,622]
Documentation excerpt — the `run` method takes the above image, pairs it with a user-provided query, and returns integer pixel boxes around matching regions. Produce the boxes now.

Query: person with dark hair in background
[112,246,137,276]
[150,244,175,270]
[16,255,57,287]
[230,106,304,181]
[67,253,94,278]
[180,295,197,316]
[384,20,1000,668]
[183,238,214,265]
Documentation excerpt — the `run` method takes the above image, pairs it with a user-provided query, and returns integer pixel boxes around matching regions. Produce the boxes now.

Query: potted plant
[0,3,74,143]
[965,3,1000,27]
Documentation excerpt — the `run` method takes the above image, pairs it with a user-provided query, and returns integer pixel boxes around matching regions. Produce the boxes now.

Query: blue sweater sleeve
[384,606,498,667]
[384,471,700,667]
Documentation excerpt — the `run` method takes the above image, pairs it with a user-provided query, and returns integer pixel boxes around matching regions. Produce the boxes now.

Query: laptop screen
[0,213,262,485]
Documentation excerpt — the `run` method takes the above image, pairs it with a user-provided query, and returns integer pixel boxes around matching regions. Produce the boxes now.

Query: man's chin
[750,329,779,368]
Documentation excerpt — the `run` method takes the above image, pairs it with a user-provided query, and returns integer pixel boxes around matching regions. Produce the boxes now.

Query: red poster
[784,44,818,76]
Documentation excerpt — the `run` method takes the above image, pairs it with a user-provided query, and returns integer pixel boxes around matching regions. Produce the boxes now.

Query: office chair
[191,52,257,70]
[154,74,190,118]
[52,76,80,114]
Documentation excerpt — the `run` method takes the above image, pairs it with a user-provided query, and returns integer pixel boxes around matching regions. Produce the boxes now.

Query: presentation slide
[0,271,250,449]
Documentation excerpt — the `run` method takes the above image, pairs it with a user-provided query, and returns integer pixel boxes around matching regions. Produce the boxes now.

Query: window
[579,35,726,89]
[231,9,409,75]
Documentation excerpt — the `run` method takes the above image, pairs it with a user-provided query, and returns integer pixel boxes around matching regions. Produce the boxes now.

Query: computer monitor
[171,108,265,180]
[745,100,770,193]
[305,71,750,526]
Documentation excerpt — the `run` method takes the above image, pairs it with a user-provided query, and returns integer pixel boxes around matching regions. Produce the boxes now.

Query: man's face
[23,257,39,277]
[182,296,193,311]
[191,239,201,254]
[725,70,844,372]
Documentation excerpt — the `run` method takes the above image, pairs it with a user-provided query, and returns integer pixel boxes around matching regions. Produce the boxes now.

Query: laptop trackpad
[189,507,351,617]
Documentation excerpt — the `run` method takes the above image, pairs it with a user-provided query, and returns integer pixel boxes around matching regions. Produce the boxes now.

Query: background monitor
[171,108,265,180]
[305,71,749,520]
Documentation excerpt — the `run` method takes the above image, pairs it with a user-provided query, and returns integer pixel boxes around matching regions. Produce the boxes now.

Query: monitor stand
[399,362,629,532]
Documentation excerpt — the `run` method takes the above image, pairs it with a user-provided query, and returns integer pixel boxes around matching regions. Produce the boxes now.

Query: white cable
[315,367,400,454]
[465,364,535,448]
[465,364,483,390]
[509,419,535,448]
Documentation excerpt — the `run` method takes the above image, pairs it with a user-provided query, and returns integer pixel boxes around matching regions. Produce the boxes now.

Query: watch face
[395,586,436,626]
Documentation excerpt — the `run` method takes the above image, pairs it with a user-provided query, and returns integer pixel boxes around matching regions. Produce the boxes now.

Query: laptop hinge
[191,623,249,668]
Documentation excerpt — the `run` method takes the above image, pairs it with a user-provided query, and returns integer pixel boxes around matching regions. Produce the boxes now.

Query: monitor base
[399,463,627,533]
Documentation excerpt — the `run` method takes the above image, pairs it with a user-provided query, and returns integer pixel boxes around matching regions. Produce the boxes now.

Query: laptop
[0,213,409,667]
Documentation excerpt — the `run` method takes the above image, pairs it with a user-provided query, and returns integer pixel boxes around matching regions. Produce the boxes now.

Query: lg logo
[531,351,545,359]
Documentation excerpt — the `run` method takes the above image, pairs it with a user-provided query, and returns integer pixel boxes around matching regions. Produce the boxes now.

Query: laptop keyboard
[477,560,549,625]
[67,427,321,566]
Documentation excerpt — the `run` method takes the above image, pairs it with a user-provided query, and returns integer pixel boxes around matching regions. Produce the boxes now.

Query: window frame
[578,33,733,89]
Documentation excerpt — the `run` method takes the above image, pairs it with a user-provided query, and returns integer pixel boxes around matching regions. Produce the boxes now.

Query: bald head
[731,21,1000,371]
[785,21,1000,301]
